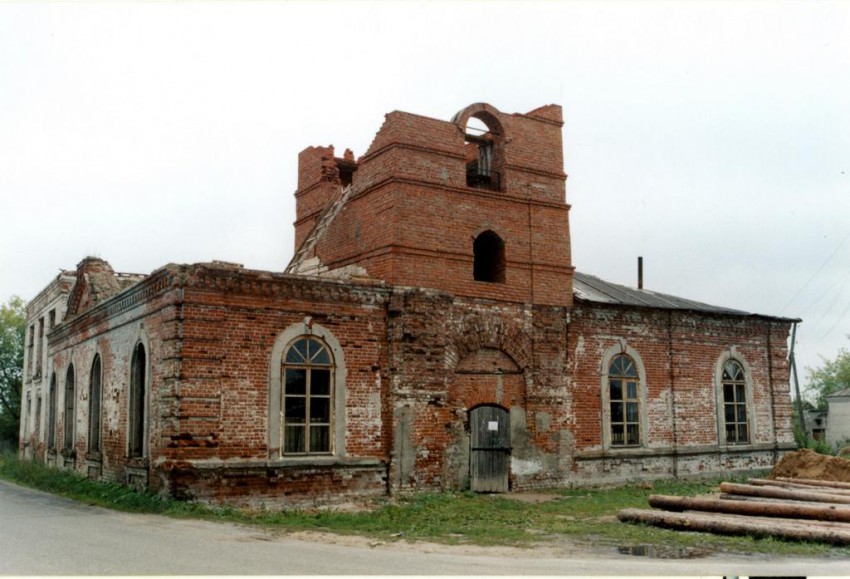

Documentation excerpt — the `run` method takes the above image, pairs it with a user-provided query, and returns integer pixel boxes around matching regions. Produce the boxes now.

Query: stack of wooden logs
[619,477,850,545]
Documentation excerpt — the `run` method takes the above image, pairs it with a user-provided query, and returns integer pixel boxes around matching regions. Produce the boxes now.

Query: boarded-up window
[282,337,333,454]
[88,355,102,453]
[129,343,146,458]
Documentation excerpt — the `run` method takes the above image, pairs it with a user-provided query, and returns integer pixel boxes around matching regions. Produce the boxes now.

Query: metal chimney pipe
[638,256,643,290]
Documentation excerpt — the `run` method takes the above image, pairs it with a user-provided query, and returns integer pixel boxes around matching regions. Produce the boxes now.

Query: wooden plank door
[470,405,510,493]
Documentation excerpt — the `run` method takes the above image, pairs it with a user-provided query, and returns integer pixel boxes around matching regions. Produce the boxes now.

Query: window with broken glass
[282,337,333,454]
[722,360,749,444]
[609,354,641,447]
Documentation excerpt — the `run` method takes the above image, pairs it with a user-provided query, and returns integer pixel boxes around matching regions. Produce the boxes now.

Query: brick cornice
[574,441,797,460]
[358,141,464,166]
[49,268,174,343]
[503,163,567,181]
[360,139,566,182]
[294,175,571,228]
[159,456,386,471]
[181,263,390,306]
[513,111,564,128]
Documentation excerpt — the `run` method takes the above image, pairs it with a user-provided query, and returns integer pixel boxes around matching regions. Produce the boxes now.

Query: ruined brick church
[19,102,797,506]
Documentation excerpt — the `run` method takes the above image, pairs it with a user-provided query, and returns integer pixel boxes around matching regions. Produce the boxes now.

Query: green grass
[2,452,849,558]
[0,452,198,515]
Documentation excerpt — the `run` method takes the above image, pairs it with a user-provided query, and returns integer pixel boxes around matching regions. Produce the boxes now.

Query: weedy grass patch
[2,452,849,557]
[0,451,199,515]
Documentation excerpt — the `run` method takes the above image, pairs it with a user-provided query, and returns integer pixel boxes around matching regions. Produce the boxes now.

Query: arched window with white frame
[608,354,641,447]
[715,351,754,445]
[268,323,346,460]
[600,344,648,449]
[282,336,334,454]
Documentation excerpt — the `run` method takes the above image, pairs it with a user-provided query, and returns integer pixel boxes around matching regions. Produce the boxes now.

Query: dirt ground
[770,448,850,481]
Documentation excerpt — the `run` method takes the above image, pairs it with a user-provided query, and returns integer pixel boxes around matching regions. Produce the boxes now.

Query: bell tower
[290,102,573,307]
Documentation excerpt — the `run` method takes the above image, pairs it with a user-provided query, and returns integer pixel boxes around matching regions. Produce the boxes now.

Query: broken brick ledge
[574,441,796,460]
[158,456,386,472]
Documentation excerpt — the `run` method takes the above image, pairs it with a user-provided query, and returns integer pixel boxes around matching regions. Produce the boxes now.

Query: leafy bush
[794,425,834,455]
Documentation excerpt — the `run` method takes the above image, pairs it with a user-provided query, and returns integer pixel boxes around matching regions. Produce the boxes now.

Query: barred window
[282,337,333,454]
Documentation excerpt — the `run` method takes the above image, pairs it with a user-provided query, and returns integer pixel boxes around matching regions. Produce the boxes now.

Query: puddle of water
[618,544,711,559]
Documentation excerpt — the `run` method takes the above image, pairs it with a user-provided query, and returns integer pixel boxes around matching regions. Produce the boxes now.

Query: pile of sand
[770,448,850,482]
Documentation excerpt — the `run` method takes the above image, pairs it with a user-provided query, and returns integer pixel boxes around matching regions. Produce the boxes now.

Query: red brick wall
[299,103,573,307]
[384,286,573,492]
[294,146,343,250]
[48,262,393,504]
[30,102,796,504]
[567,302,794,482]
[42,257,794,502]
[164,461,387,509]
[169,263,390,462]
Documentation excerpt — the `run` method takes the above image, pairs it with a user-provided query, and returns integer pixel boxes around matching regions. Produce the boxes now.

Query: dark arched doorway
[473,230,506,283]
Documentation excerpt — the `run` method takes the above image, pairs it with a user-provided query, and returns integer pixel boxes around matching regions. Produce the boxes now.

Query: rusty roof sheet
[573,271,797,321]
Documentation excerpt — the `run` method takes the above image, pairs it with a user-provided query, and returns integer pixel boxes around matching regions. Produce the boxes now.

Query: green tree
[0,296,26,446]
[805,340,850,410]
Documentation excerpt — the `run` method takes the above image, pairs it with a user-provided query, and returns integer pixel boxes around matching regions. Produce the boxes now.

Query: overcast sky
[1,1,848,392]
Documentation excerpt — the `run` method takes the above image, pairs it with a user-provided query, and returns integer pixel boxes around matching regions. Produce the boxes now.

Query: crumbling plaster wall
[386,285,572,493]
[19,272,75,461]
[826,393,850,448]
[47,267,177,486]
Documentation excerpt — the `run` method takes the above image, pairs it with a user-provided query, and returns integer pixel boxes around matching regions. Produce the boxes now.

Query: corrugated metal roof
[573,271,797,321]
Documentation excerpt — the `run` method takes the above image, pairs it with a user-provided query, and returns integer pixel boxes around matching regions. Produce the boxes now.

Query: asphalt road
[0,480,847,575]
